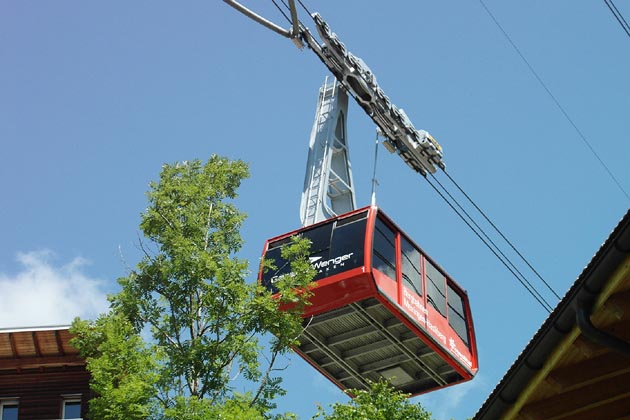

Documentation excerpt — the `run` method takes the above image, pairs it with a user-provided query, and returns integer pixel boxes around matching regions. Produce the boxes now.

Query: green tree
[71,313,160,420]
[313,379,434,420]
[71,156,315,420]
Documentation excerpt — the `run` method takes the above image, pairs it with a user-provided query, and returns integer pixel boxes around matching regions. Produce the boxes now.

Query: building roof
[0,325,84,371]
[474,209,630,420]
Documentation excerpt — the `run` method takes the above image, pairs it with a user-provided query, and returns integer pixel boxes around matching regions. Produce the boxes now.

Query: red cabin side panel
[302,269,374,317]
[373,262,478,376]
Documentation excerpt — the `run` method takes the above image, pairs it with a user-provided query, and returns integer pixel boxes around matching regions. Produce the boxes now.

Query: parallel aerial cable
[225,0,560,313]
[295,0,312,16]
[603,0,630,40]
[477,0,630,203]
[443,169,562,302]
[271,0,292,23]
[423,172,556,313]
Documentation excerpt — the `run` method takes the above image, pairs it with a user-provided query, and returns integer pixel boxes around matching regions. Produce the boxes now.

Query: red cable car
[259,206,478,396]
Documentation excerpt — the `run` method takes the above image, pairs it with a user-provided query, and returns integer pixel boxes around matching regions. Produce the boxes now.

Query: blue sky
[1,1,629,419]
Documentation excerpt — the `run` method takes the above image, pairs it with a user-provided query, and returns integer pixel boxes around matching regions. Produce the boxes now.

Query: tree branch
[204,202,214,251]
[249,338,282,408]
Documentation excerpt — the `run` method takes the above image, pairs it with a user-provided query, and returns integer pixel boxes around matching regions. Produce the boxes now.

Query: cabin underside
[296,297,466,395]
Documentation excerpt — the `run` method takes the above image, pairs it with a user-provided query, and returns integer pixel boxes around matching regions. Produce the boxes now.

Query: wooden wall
[0,365,91,419]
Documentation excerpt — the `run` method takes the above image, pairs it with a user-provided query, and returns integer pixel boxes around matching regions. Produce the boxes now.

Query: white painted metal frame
[300,78,356,227]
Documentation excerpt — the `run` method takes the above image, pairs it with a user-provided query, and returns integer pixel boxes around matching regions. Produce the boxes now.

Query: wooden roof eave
[474,209,630,420]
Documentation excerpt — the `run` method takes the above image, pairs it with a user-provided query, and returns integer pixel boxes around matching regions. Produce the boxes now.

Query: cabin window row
[372,217,470,348]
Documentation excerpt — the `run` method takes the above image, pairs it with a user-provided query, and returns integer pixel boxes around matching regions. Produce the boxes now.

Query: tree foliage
[313,379,434,420]
[71,313,159,420]
[71,156,315,419]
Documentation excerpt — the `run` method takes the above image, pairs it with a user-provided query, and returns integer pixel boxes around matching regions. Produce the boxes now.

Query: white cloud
[0,250,109,328]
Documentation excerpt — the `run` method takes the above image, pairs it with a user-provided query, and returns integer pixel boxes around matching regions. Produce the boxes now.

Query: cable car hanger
[223,0,444,177]
[225,0,561,314]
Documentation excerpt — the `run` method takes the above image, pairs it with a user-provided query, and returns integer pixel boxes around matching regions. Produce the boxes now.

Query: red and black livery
[259,206,478,396]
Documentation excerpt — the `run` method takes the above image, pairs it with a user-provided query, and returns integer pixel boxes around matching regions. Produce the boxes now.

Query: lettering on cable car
[402,286,449,351]
[270,252,355,284]
[427,319,446,345]
[404,285,473,370]
[449,338,473,370]
[270,272,295,285]
[310,252,354,272]
[402,287,427,324]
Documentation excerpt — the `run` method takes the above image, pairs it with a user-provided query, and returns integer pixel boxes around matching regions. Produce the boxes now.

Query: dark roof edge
[473,209,630,420]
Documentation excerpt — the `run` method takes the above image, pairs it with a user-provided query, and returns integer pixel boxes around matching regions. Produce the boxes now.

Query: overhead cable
[603,0,630,40]
[296,0,313,17]
[271,0,292,25]
[477,0,630,203]
[443,169,562,301]
[424,173,555,313]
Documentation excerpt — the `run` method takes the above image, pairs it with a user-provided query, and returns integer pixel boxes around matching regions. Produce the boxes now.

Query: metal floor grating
[297,297,463,394]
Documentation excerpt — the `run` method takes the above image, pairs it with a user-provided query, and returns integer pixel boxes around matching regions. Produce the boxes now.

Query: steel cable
[478,0,630,203]
[442,169,562,301]
[603,0,630,40]
[423,173,555,313]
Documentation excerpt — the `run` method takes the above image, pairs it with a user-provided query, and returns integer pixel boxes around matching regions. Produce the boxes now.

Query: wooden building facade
[0,326,90,420]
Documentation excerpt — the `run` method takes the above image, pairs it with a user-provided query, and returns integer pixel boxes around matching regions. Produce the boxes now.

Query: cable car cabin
[259,206,478,396]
